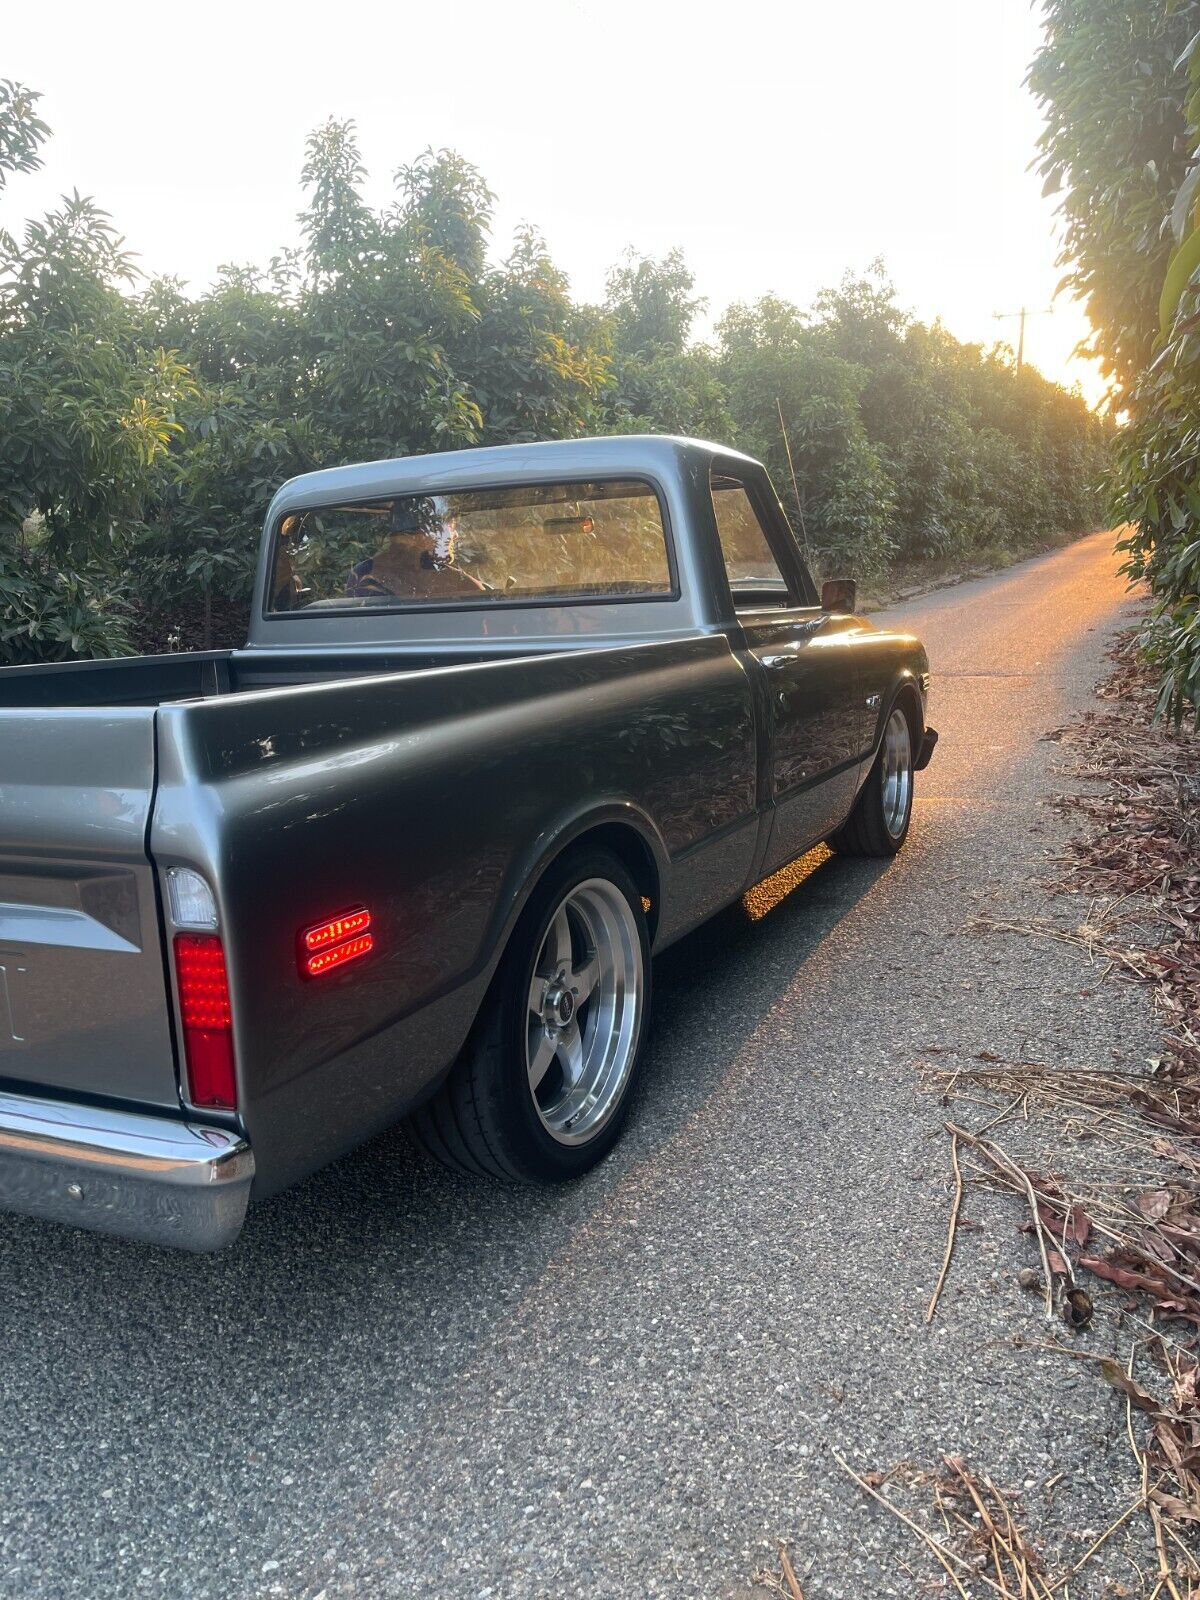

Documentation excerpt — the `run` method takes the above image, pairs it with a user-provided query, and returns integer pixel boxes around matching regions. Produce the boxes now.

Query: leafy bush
[1031,0,1200,722]
[0,91,1108,661]
[0,537,135,662]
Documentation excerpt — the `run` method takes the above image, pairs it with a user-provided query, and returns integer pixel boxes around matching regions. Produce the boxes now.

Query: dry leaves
[919,628,1200,1589]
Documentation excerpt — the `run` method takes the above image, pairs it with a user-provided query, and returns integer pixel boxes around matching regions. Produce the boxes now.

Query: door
[711,472,871,875]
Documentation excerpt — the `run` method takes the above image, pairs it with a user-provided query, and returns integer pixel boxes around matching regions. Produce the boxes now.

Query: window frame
[709,468,818,612]
[261,472,681,622]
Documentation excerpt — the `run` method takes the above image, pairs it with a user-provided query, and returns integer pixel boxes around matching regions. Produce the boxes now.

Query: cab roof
[267,435,760,520]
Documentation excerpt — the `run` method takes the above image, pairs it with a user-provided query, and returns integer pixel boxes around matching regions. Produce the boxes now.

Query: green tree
[1032,0,1200,719]
[814,264,1106,564]
[0,91,193,658]
[298,118,375,283]
[464,225,611,443]
[1029,2,1195,401]
[600,251,732,439]
[0,81,49,193]
[0,83,1112,663]
[717,293,895,577]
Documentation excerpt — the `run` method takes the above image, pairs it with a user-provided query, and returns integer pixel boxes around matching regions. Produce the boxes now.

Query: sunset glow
[5,0,1101,402]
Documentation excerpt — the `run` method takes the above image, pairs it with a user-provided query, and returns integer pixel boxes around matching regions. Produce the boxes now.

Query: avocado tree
[1031,0,1200,720]
[0,80,1113,662]
[0,85,194,658]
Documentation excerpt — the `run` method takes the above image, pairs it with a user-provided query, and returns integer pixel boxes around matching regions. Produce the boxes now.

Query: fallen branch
[1045,1490,1148,1593]
[926,1129,963,1324]
[943,1455,1049,1598]
[946,1122,1055,1318]
[777,1544,805,1600]
[831,1448,1007,1599]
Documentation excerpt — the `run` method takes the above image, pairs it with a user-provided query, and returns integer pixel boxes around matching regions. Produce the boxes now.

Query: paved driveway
[0,531,1154,1598]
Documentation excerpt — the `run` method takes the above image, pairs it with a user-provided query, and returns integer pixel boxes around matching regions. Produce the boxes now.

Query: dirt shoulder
[755,622,1200,1598]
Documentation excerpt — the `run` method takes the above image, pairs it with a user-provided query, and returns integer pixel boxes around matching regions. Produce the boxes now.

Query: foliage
[596,251,732,441]
[717,292,895,577]
[1032,0,1200,722]
[0,82,48,194]
[814,263,1109,565]
[0,534,135,661]
[0,95,1108,661]
[1029,3,1195,399]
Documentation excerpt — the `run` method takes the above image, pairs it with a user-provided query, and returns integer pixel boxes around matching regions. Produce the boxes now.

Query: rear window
[268,478,673,613]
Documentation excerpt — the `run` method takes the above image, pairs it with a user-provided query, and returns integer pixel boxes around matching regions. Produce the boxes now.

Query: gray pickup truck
[0,436,935,1250]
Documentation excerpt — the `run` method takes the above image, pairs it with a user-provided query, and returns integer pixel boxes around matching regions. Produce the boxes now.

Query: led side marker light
[306,933,374,977]
[299,908,374,978]
[302,907,372,952]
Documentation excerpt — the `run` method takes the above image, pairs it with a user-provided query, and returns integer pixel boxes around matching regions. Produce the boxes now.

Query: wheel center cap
[545,986,574,1026]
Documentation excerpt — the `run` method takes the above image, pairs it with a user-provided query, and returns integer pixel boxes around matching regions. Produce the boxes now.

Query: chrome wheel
[881,707,913,839]
[526,878,644,1146]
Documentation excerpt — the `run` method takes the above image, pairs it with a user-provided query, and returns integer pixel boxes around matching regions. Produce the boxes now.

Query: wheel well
[569,822,661,942]
[893,680,923,735]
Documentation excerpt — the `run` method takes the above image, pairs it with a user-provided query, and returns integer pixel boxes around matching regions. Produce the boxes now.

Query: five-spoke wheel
[879,706,913,841]
[525,880,644,1145]
[409,850,650,1181]
[828,694,917,857]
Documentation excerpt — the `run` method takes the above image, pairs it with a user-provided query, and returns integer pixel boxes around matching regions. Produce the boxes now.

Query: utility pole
[992,307,1053,377]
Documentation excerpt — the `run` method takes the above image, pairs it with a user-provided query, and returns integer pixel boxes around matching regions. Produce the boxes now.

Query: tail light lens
[174,934,237,1109]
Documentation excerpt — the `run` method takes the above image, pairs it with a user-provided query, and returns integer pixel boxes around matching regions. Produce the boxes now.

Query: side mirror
[821,577,857,613]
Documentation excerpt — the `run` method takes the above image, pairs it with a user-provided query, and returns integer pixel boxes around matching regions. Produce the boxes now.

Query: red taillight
[299,906,374,979]
[174,933,236,1109]
[302,907,371,952]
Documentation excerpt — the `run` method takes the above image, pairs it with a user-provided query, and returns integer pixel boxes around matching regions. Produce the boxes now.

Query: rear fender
[474,800,669,994]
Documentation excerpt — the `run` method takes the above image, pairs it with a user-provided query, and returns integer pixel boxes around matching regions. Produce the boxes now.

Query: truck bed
[0,642,579,709]
[0,632,758,1147]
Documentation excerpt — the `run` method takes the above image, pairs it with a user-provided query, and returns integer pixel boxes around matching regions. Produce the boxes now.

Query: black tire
[408,847,652,1183]
[828,698,918,858]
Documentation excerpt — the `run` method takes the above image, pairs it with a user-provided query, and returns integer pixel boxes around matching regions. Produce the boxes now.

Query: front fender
[864,642,930,761]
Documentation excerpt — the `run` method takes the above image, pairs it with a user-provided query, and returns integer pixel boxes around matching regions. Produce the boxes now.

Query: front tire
[408,848,651,1182]
[829,701,916,857]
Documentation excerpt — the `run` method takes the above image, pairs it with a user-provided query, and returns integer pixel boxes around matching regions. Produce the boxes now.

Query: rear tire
[828,701,916,858]
[408,848,651,1182]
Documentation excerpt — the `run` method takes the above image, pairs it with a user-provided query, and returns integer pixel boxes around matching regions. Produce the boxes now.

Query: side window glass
[710,474,789,605]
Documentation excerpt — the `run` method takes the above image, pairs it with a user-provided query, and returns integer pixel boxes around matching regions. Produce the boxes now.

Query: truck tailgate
[0,709,179,1108]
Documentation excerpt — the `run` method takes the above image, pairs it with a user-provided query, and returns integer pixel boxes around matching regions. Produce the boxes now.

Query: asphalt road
[0,531,1158,1598]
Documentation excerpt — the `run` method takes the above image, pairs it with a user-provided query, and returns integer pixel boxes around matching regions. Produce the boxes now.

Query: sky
[4,0,1100,403]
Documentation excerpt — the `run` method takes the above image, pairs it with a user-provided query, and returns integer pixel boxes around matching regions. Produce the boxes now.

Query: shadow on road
[248,843,887,1261]
[1,847,890,1475]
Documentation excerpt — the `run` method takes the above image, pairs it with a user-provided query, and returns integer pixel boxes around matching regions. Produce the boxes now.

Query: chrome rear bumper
[0,1089,253,1251]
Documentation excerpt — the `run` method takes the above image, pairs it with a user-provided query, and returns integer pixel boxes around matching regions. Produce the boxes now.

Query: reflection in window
[711,474,787,594]
[269,479,673,613]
